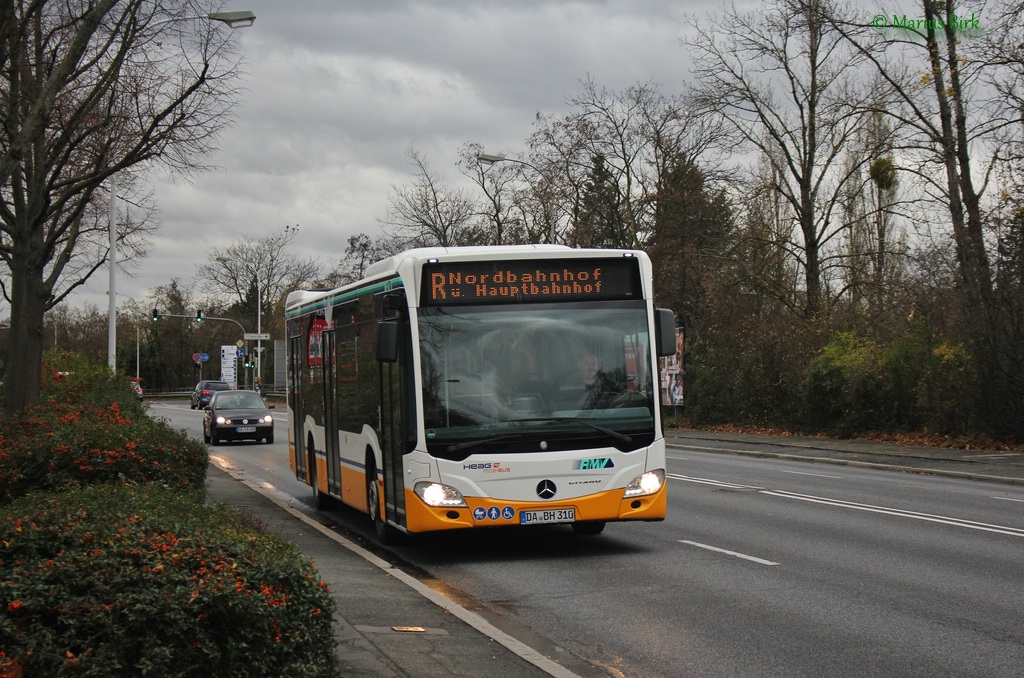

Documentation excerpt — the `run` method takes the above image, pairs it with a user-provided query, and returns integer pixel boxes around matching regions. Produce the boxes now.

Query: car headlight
[414,481,467,508]
[623,469,665,498]
[216,416,227,425]
[261,415,273,424]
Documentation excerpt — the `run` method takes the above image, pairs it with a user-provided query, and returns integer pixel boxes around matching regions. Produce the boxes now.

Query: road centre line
[992,496,1024,503]
[679,540,779,566]
[669,474,1024,539]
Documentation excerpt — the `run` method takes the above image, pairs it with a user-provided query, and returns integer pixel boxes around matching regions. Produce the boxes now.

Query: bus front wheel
[366,455,397,545]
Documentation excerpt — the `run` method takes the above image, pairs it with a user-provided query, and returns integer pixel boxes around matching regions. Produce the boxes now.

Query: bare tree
[321,233,399,287]
[381,148,482,248]
[0,1,249,413]
[525,78,728,249]
[194,225,322,338]
[684,0,878,318]
[826,0,1023,429]
[458,142,544,245]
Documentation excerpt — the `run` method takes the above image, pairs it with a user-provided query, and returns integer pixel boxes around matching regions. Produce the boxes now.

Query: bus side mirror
[654,308,676,358]
[377,320,399,363]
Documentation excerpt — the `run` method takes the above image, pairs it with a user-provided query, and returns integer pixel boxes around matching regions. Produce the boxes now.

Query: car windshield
[217,393,264,409]
[418,301,655,458]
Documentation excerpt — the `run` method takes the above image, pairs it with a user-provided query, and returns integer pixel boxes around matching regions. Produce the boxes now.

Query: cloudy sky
[76,0,707,312]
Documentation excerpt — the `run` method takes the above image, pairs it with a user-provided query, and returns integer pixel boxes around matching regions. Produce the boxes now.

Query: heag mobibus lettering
[462,462,511,473]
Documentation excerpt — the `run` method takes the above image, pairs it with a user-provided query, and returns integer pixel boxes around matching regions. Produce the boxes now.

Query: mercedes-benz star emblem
[536,479,557,499]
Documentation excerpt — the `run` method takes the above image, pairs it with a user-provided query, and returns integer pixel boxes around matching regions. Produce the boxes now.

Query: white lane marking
[761,490,1024,538]
[667,473,762,490]
[679,540,779,566]
[992,496,1024,504]
[669,474,1024,538]
[780,470,842,479]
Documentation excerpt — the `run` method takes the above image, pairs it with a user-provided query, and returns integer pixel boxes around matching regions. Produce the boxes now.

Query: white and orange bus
[285,245,676,542]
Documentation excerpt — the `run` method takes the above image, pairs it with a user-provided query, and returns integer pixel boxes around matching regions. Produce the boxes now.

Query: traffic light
[151,308,159,322]
[244,353,253,368]
[196,309,204,322]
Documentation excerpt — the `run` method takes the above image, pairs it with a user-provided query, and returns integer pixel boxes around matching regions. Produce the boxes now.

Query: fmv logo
[572,457,614,470]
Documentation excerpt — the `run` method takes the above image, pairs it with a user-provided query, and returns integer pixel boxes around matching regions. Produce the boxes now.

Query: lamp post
[477,152,557,243]
[106,10,255,372]
[255,268,262,390]
[107,173,118,370]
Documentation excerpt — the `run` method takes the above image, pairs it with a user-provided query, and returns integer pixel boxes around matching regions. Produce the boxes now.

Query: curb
[210,460,584,678]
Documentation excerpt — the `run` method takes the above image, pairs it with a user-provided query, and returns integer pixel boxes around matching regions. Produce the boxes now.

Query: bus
[285,245,676,542]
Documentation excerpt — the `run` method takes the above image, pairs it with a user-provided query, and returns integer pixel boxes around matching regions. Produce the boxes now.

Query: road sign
[192,352,201,362]
[244,332,271,341]
[236,348,245,358]
[200,353,209,362]
[236,340,244,348]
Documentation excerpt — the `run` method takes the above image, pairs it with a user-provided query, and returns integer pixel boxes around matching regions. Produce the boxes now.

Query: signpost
[221,345,238,389]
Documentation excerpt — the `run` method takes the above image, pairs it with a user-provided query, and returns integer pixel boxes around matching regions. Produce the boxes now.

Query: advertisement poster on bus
[659,327,684,407]
[307,316,328,366]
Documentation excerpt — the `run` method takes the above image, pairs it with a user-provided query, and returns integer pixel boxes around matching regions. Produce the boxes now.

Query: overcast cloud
[75,0,701,311]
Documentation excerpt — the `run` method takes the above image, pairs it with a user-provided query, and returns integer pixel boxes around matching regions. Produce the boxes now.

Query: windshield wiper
[511,417,633,444]
[446,434,519,453]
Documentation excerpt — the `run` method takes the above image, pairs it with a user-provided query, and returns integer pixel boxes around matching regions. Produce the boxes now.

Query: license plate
[236,426,256,433]
[519,508,575,525]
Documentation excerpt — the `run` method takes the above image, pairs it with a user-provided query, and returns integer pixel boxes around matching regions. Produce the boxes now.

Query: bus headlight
[623,469,665,498]
[414,482,468,508]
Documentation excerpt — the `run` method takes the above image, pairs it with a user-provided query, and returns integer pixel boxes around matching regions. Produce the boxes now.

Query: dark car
[202,390,275,445]
[190,380,230,409]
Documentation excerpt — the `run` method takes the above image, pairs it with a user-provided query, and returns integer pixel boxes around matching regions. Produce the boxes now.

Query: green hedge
[0,485,338,676]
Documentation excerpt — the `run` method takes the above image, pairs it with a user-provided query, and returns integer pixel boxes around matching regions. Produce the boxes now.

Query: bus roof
[285,244,649,313]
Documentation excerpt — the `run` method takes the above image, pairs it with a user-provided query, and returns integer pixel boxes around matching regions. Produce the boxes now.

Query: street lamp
[477,151,557,243]
[107,11,256,371]
[207,11,256,28]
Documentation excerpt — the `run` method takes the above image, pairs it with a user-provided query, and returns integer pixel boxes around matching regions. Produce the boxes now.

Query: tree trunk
[924,0,1007,427]
[5,223,47,414]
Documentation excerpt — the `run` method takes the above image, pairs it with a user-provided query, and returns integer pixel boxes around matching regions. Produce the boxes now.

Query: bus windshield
[418,301,655,458]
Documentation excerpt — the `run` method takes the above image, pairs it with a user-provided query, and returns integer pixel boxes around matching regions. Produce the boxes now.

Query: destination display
[421,257,642,306]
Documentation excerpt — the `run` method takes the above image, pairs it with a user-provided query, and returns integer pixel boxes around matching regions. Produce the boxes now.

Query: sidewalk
[205,464,592,678]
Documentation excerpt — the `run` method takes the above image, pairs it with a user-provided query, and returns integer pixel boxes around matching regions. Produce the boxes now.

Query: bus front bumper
[403,481,667,534]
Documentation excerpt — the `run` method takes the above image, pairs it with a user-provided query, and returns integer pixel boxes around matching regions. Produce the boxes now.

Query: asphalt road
[152,402,1024,677]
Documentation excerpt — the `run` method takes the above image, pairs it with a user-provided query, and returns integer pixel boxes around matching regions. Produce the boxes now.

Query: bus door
[377,296,409,530]
[321,329,342,496]
[289,334,307,481]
